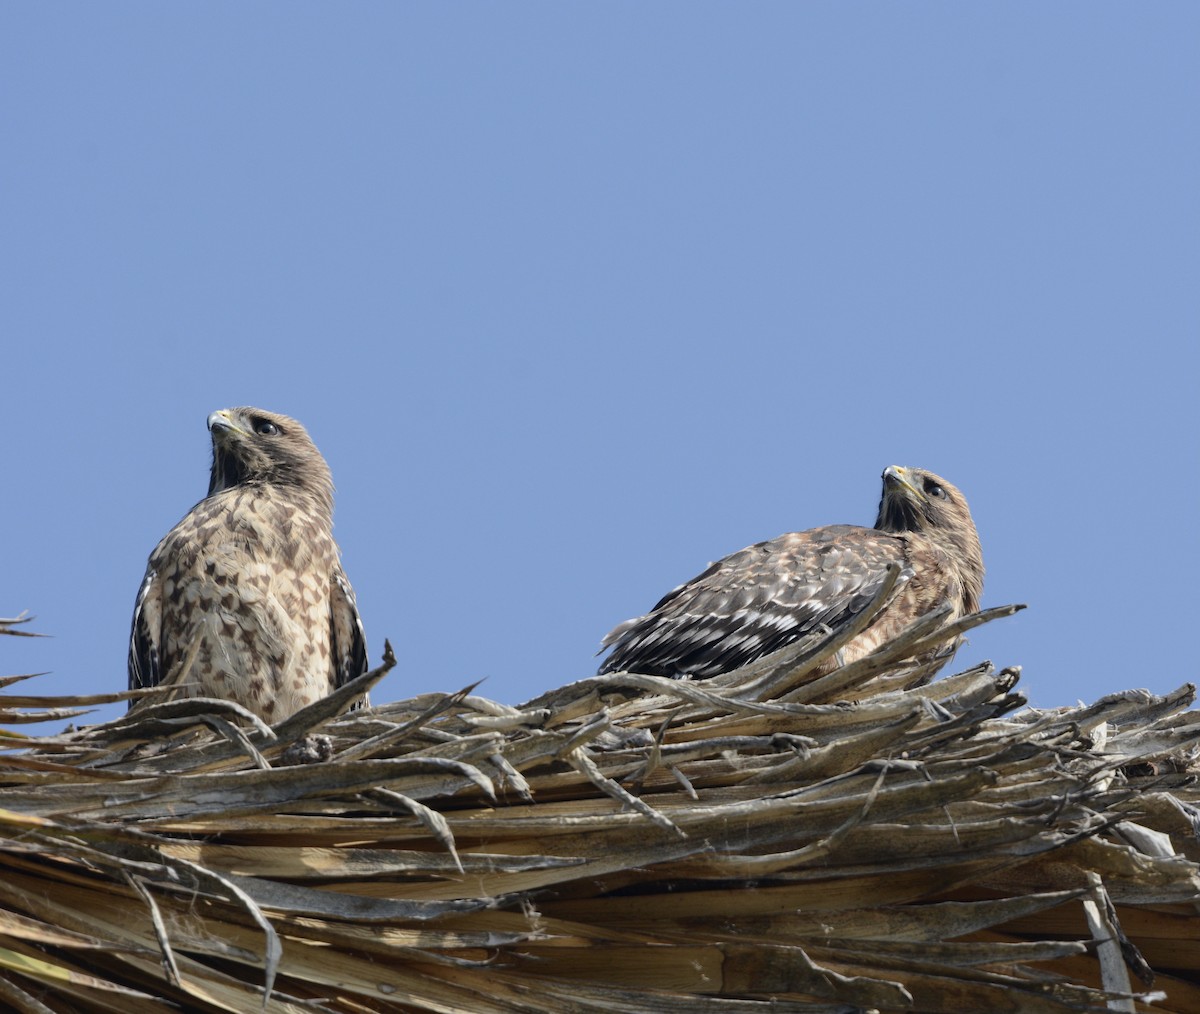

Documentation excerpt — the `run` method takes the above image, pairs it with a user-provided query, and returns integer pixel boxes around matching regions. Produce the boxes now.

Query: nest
[1,599,1199,1013]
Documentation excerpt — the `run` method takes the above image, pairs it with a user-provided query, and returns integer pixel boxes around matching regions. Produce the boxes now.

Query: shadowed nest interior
[1,594,1198,1013]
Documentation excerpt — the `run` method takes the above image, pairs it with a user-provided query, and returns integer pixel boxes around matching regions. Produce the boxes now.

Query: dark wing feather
[127,566,163,699]
[598,525,909,677]
[331,568,368,700]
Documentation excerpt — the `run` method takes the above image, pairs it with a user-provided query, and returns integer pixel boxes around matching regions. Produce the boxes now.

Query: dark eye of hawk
[924,479,948,500]
[254,419,280,436]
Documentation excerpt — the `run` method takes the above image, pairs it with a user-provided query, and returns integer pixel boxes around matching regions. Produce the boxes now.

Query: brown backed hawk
[598,466,983,679]
[128,407,367,722]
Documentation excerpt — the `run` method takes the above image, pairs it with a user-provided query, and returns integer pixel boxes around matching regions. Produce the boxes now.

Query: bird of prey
[128,407,367,722]
[597,466,983,680]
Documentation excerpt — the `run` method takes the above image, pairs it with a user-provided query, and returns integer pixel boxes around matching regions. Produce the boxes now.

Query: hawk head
[206,407,335,512]
[874,465,983,613]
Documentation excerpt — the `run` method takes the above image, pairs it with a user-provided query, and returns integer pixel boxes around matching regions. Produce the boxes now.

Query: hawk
[128,407,367,722]
[598,466,983,680]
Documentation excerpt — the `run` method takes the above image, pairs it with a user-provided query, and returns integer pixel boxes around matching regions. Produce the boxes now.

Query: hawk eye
[254,420,280,436]
[924,480,948,500]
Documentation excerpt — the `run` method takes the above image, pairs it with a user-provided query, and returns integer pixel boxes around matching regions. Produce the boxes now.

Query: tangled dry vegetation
[1,591,1199,1013]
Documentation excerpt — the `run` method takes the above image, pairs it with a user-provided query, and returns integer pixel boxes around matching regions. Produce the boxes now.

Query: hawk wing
[331,567,368,697]
[128,565,163,695]
[598,525,910,677]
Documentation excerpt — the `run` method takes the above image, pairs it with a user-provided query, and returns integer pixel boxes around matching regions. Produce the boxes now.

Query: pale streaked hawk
[128,407,367,722]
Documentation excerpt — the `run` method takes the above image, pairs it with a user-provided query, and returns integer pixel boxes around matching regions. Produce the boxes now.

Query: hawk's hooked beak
[206,409,250,496]
[882,465,922,501]
[876,464,928,533]
[208,410,249,440]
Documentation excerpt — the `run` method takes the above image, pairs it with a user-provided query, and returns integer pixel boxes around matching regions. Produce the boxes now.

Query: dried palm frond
[1,606,1198,1013]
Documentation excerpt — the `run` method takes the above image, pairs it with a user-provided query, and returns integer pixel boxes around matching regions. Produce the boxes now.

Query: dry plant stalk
[1,608,1199,1013]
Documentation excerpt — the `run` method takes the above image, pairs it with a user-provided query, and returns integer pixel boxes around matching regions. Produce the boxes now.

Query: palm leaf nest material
[1,591,1199,1013]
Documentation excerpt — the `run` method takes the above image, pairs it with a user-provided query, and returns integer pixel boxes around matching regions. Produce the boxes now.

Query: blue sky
[2,4,1196,731]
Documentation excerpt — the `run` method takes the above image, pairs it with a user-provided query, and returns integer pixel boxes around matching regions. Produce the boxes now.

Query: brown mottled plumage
[129,407,367,722]
[598,466,983,680]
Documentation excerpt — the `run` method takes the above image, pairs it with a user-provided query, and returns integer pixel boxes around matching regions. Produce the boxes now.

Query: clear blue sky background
[2,5,1196,732]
